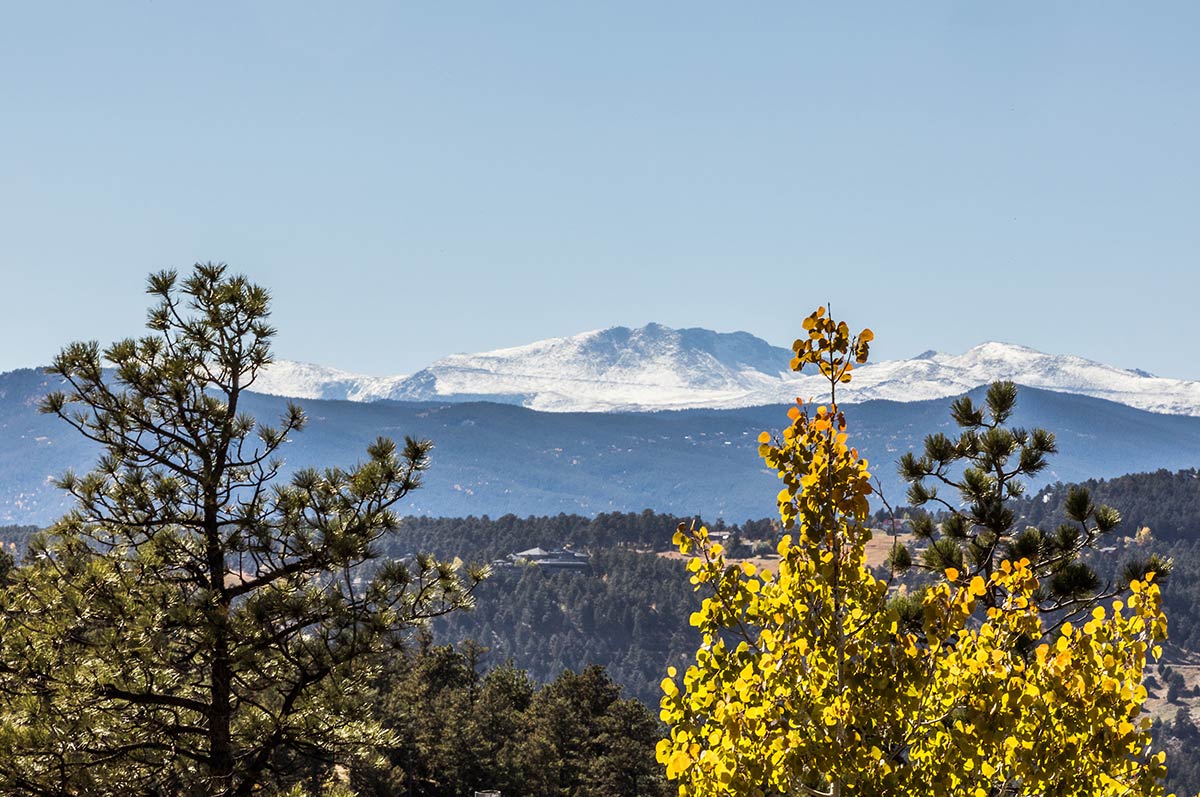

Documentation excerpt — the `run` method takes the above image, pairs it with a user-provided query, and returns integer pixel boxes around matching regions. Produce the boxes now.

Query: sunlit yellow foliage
[658,306,1172,797]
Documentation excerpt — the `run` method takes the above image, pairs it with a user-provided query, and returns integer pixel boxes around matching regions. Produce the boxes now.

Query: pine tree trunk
[206,500,234,795]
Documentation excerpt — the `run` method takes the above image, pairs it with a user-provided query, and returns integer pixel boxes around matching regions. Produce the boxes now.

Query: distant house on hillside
[503,546,592,574]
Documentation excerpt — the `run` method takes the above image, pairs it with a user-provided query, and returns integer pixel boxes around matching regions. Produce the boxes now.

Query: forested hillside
[1019,468,1200,542]
[433,549,694,705]
[386,510,777,558]
[378,511,775,704]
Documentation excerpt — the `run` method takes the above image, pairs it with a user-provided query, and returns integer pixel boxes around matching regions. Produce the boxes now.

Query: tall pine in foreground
[0,264,483,796]
[658,306,1174,796]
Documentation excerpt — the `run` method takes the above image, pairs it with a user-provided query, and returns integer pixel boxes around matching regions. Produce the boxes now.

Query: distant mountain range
[3,363,1200,527]
[4,324,1199,527]
[252,324,1200,416]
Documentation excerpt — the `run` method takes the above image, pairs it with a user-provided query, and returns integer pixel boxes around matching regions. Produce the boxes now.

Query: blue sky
[2,3,1197,378]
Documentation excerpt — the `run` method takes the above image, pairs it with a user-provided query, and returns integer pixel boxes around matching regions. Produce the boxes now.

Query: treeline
[392,510,683,559]
[388,510,778,560]
[354,634,668,797]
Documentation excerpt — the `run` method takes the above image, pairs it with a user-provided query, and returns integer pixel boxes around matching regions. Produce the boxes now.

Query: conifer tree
[0,264,483,796]
[658,306,1173,796]
[895,381,1170,620]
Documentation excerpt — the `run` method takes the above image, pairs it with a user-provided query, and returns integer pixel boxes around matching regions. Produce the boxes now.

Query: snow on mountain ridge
[249,327,1200,417]
[253,360,410,402]
[382,325,794,410]
[432,324,789,382]
[845,342,1200,416]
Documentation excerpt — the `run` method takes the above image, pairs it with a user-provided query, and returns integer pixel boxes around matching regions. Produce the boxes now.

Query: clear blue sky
[2,3,1197,378]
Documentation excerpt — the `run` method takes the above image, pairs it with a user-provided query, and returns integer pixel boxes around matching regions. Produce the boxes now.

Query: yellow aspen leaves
[657,307,1174,797]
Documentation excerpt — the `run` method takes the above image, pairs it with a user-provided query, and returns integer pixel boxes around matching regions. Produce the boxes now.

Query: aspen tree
[658,307,1173,797]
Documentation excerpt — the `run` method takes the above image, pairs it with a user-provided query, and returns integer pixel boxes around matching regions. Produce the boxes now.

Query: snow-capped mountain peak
[386,324,795,410]
[249,326,1200,417]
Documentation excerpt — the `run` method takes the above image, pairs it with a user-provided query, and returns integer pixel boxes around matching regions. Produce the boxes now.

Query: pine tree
[0,264,483,796]
[896,381,1170,620]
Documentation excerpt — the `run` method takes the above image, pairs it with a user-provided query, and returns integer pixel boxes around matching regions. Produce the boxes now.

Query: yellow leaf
[667,750,692,778]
